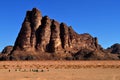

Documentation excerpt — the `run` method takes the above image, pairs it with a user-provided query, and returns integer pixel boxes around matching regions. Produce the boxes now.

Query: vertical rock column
[60,23,69,49]
[13,11,32,51]
[68,26,77,48]
[36,16,51,51]
[30,8,42,49]
[13,8,42,51]
[48,20,62,52]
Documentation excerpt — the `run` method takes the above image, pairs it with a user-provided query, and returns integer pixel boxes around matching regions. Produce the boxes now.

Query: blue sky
[0,0,120,51]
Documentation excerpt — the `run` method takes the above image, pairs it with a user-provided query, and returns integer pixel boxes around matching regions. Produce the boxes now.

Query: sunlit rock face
[13,8,42,51]
[0,8,119,60]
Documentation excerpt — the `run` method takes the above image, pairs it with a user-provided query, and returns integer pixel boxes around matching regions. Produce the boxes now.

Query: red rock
[0,8,119,60]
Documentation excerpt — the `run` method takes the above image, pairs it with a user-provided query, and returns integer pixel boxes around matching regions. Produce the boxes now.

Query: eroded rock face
[1,46,13,54]
[48,20,62,52]
[60,23,69,49]
[10,8,112,59]
[1,8,119,60]
[106,43,120,54]
[36,16,51,52]
[13,8,42,51]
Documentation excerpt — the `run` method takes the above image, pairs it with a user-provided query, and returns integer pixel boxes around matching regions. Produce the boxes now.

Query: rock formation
[106,43,120,54]
[0,8,119,60]
[1,46,13,54]
[13,8,42,51]
[0,46,13,60]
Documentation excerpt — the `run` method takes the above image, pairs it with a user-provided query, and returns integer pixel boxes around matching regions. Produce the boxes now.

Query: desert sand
[0,61,120,80]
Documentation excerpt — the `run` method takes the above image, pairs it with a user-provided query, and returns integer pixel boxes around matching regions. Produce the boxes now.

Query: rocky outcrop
[0,46,13,60]
[73,48,119,60]
[47,20,62,52]
[0,8,119,60]
[13,8,42,51]
[1,46,13,54]
[106,43,120,54]
[36,16,51,52]
[13,8,100,54]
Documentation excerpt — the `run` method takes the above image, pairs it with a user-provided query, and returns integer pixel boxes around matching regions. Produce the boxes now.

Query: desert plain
[0,61,120,80]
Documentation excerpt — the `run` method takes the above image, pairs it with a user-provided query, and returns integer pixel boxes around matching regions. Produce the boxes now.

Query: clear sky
[0,0,120,52]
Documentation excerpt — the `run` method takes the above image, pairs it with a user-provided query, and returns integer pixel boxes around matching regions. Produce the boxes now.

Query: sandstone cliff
[0,8,119,60]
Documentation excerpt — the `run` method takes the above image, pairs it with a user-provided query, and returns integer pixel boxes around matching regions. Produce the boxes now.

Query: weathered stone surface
[13,8,42,51]
[1,46,13,54]
[106,43,120,54]
[36,16,51,52]
[0,8,120,60]
[48,20,62,52]
[60,23,69,49]
[13,8,100,54]
[73,48,119,60]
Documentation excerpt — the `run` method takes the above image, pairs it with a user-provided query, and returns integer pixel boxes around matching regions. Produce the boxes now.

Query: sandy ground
[0,61,120,80]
